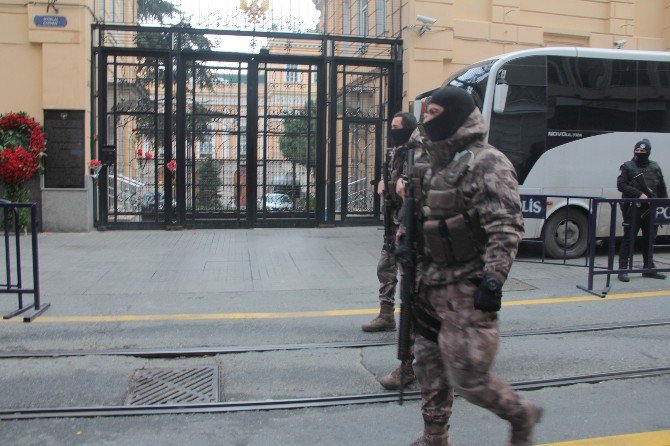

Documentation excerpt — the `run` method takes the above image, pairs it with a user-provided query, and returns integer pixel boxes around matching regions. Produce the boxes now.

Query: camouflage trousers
[377,247,398,307]
[413,280,526,427]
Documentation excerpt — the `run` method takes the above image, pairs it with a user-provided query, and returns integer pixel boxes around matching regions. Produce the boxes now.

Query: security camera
[613,38,628,49]
[416,14,437,25]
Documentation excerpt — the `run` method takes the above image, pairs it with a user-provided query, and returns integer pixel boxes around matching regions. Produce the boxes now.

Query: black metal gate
[96,48,173,228]
[177,53,325,227]
[330,63,391,223]
[92,26,401,229]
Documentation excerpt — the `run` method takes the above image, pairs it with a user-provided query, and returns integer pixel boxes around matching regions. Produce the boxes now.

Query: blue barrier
[577,197,670,297]
[0,200,49,321]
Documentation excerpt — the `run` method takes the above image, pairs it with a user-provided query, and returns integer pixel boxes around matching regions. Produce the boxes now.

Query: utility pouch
[423,209,483,265]
[444,213,478,263]
[422,219,456,265]
[425,189,461,219]
[411,164,430,200]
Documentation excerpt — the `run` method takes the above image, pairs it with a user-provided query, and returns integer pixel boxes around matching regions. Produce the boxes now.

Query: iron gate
[177,53,325,227]
[97,48,173,227]
[92,25,401,229]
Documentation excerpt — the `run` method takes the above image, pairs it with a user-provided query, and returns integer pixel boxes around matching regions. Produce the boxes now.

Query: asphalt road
[0,228,668,445]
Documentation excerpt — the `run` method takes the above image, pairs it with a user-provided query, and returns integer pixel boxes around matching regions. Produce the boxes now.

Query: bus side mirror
[493,83,509,113]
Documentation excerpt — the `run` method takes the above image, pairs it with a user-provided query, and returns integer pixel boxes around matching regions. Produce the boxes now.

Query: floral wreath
[0,112,46,185]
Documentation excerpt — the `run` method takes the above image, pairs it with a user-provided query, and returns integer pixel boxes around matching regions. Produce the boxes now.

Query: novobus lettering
[547,131,583,138]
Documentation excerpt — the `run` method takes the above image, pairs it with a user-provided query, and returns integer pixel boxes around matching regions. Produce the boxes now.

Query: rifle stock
[396,148,416,405]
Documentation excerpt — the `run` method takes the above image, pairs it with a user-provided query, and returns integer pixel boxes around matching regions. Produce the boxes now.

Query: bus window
[488,56,547,185]
[637,61,670,132]
[548,56,580,130]
[577,58,637,131]
[442,61,494,111]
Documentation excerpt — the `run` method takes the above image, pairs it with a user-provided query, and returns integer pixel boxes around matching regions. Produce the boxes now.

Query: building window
[376,0,386,36]
[200,134,213,158]
[358,0,368,36]
[285,64,300,84]
[343,0,351,35]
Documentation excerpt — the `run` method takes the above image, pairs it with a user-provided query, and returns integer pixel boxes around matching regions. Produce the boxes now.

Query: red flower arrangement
[0,112,46,226]
[135,147,155,170]
[0,112,46,185]
[166,159,177,173]
[89,159,104,179]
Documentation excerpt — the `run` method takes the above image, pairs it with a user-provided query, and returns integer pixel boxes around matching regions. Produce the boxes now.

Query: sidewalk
[1,227,668,347]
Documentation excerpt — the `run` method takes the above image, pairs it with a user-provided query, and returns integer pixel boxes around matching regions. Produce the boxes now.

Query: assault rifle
[633,173,655,220]
[382,148,395,251]
[395,148,416,405]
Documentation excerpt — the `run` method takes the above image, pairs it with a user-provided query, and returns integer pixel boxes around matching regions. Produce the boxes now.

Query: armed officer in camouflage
[363,112,419,335]
[363,112,425,390]
[617,138,668,282]
[406,86,542,446]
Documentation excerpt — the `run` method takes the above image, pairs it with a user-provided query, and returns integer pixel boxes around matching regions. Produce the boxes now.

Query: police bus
[420,47,670,258]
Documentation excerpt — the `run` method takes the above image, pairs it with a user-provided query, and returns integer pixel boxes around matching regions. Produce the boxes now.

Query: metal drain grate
[125,365,219,405]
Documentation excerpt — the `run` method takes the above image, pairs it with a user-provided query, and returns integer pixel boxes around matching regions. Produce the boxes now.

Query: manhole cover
[503,278,536,292]
[125,365,219,405]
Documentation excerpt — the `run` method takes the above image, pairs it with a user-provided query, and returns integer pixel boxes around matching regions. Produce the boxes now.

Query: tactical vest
[421,147,486,266]
[622,160,663,196]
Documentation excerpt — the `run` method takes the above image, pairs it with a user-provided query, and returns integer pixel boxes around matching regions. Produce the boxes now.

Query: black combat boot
[361,303,396,332]
[410,423,451,446]
[380,359,415,390]
[509,400,543,446]
[642,264,666,279]
[618,272,630,282]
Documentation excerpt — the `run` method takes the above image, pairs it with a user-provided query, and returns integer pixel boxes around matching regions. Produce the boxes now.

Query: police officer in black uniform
[617,139,668,282]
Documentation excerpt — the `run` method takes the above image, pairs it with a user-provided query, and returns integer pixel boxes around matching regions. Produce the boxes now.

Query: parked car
[142,191,176,212]
[257,193,292,211]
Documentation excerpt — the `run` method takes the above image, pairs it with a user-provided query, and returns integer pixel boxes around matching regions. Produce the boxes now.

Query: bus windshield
[441,60,496,110]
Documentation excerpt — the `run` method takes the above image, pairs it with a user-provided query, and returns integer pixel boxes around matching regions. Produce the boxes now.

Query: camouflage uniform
[377,130,426,308]
[411,107,540,445]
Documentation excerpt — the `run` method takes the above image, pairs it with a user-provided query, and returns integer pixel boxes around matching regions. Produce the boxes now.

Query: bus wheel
[543,209,588,259]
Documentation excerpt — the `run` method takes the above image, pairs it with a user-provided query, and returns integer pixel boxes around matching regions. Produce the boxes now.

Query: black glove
[474,276,503,312]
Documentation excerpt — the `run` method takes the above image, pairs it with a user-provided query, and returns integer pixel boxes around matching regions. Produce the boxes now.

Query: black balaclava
[422,86,476,142]
[634,138,651,167]
[388,128,414,147]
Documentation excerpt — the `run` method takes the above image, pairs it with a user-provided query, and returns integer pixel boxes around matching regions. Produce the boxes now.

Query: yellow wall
[403,0,670,101]
[0,0,94,160]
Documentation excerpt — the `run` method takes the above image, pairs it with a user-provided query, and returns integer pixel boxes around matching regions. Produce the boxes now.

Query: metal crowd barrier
[0,200,49,322]
[517,194,599,267]
[577,197,670,297]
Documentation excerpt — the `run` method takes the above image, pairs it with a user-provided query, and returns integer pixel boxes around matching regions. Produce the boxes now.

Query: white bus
[419,47,670,258]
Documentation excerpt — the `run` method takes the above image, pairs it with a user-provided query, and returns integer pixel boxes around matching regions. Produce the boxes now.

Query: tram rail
[1,366,668,420]
[1,318,667,359]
